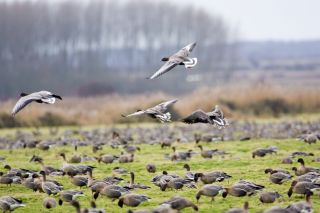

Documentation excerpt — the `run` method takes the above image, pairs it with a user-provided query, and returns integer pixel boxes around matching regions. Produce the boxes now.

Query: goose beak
[53,94,62,100]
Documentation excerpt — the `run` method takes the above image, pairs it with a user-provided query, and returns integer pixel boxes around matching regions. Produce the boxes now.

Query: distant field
[0,126,319,212]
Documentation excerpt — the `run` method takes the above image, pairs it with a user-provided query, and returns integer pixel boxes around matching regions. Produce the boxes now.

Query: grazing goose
[160,177,187,191]
[223,180,264,198]
[294,158,320,175]
[124,172,150,190]
[300,133,319,144]
[171,147,193,161]
[0,196,25,212]
[263,206,290,213]
[281,157,293,164]
[119,153,134,163]
[118,194,150,208]
[161,140,173,148]
[294,172,320,182]
[39,171,63,195]
[71,200,106,213]
[291,151,314,157]
[96,154,117,164]
[124,145,140,154]
[152,171,185,189]
[59,153,94,176]
[146,163,156,173]
[287,180,320,197]
[153,204,178,213]
[252,146,277,158]
[259,191,281,203]
[183,164,196,180]
[11,91,62,116]
[94,184,129,200]
[0,172,13,186]
[147,42,197,79]
[112,167,128,175]
[21,174,38,192]
[58,190,84,205]
[194,171,231,184]
[265,170,292,184]
[43,197,56,209]
[197,145,217,159]
[196,184,224,202]
[30,155,63,176]
[182,105,228,127]
[265,168,290,175]
[286,190,313,212]
[70,175,88,189]
[224,201,249,213]
[162,196,198,211]
[122,99,178,123]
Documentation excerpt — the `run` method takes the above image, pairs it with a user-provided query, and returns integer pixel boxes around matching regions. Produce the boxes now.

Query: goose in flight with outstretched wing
[147,42,197,79]
[122,99,178,123]
[12,91,62,116]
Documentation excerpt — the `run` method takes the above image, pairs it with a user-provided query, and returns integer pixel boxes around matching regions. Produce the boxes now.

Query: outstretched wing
[12,95,39,116]
[147,60,179,79]
[121,111,145,118]
[181,110,211,124]
[175,42,197,58]
[152,99,178,113]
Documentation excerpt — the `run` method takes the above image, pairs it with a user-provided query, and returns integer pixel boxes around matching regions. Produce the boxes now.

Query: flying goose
[11,91,62,116]
[122,99,178,123]
[147,42,197,79]
[182,105,229,127]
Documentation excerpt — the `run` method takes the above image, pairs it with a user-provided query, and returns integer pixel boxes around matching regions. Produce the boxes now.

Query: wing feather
[148,61,178,79]
[152,99,178,113]
[12,96,38,116]
[122,111,146,118]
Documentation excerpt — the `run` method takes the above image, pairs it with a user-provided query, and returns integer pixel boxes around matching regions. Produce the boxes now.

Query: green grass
[0,127,319,213]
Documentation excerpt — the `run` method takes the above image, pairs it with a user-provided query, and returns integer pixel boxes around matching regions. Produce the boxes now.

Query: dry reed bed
[0,85,319,125]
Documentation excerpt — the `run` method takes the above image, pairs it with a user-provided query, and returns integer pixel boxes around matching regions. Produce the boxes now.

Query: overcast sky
[2,0,319,41]
[182,0,320,41]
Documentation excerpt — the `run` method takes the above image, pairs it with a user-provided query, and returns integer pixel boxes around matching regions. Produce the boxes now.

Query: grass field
[0,125,319,212]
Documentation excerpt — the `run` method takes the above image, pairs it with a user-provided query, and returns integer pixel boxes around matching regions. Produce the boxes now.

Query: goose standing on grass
[182,105,229,128]
[147,42,197,79]
[11,91,62,116]
[122,99,178,123]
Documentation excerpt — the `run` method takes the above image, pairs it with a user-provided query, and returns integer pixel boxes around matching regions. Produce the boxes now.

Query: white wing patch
[41,97,56,104]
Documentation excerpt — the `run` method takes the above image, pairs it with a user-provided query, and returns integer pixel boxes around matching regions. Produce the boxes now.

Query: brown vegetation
[0,84,319,127]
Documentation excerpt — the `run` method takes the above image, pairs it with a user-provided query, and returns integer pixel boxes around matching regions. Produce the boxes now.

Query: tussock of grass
[0,126,319,212]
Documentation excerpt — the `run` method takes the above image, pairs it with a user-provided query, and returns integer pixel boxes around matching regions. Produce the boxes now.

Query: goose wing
[12,94,42,116]
[147,59,180,79]
[181,110,211,124]
[175,42,197,58]
[122,111,146,118]
[151,99,178,113]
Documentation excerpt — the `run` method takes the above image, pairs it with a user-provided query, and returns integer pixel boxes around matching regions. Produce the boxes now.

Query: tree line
[0,0,237,99]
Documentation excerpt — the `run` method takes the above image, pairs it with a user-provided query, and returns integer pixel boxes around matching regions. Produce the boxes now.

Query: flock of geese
[0,122,319,212]
[10,42,228,128]
[0,42,319,212]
